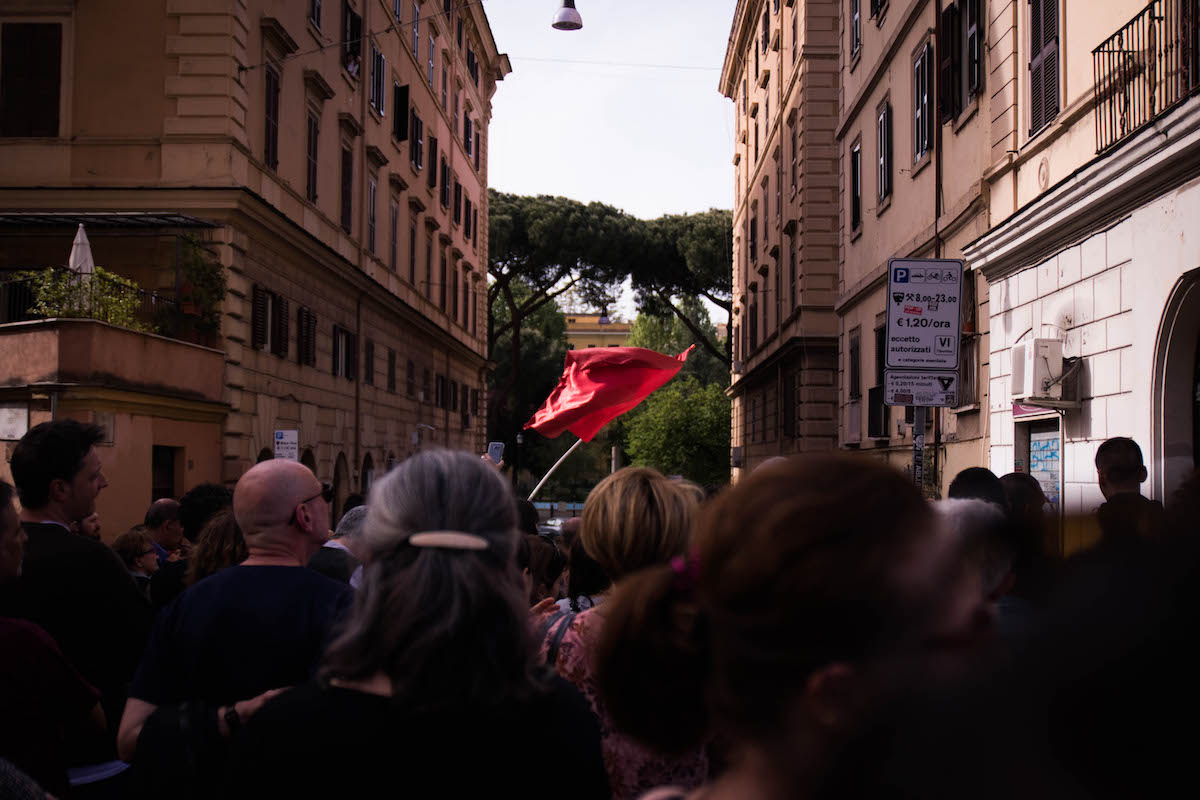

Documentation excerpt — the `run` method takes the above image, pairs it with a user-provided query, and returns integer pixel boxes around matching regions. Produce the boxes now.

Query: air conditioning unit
[1010,338,1063,402]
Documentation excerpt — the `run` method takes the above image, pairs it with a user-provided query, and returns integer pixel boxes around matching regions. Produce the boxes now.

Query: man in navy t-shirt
[117,459,351,762]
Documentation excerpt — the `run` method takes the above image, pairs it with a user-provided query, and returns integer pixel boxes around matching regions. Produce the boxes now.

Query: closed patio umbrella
[68,223,95,274]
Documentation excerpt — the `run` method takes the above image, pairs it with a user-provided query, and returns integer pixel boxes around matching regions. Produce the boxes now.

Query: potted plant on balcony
[20,266,149,332]
[169,236,227,345]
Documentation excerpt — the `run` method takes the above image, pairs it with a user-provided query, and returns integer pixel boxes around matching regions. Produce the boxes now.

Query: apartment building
[963,0,1200,553]
[835,0,992,493]
[0,0,509,531]
[722,0,841,479]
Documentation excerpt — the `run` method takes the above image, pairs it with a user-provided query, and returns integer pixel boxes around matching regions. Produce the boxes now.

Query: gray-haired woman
[224,450,610,798]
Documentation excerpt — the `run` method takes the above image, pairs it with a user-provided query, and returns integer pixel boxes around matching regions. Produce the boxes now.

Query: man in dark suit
[0,419,153,755]
[308,504,367,586]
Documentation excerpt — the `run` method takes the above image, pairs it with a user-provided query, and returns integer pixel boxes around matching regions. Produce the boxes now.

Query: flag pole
[527,437,584,500]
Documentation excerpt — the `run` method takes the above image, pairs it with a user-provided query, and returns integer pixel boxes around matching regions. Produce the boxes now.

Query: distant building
[0,0,509,534]
[721,0,842,479]
[566,313,632,350]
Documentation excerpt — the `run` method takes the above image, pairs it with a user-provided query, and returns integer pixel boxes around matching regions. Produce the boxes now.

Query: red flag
[525,345,694,442]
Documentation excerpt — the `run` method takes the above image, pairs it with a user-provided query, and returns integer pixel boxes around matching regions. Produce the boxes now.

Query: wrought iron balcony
[1094,0,1200,152]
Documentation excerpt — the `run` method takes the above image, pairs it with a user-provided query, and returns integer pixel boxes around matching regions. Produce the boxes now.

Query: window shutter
[939,4,961,123]
[306,310,317,366]
[925,42,936,150]
[966,0,981,96]
[274,296,289,358]
[1041,0,1060,126]
[251,286,268,349]
[1030,0,1045,133]
[332,328,341,376]
[348,333,358,380]
[393,84,409,139]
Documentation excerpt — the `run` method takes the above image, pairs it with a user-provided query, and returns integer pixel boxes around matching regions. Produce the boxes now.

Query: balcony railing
[1094,0,1200,152]
[0,269,179,332]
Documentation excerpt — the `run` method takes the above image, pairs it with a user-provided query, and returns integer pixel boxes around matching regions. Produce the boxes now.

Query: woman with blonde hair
[538,466,704,800]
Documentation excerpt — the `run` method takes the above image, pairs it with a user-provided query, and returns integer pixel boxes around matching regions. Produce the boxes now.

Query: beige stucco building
[835,0,992,494]
[964,0,1200,553]
[722,0,842,479]
[565,313,632,350]
[0,0,509,534]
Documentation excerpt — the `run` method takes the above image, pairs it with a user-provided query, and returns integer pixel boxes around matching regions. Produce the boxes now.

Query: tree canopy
[625,376,731,488]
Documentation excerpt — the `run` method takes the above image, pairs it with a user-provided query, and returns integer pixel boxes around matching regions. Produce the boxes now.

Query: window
[410,111,423,169]
[471,388,479,415]
[305,112,319,202]
[913,41,934,161]
[332,325,357,380]
[464,115,474,155]
[441,67,448,110]
[423,368,431,403]
[452,267,460,321]
[450,380,459,412]
[434,374,445,408]
[789,244,797,309]
[453,91,459,134]
[463,196,472,239]
[868,326,889,438]
[749,216,758,262]
[474,131,481,170]
[869,0,889,22]
[939,0,985,124]
[409,219,418,283]
[453,179,462,224]
[342,2,363,77]
[364,339,375,385]
[959,336,979,406]
[439,251,447,309]
[749,286,759,350]
[264,67,280,169]
[765,95,769,129]
[367,177,377,253]
[393,0,401,19]
[457,15,463,46]
[761,9,769,52]
[791,11,797,64]
[1029,0,1060,135]
[754,120,759,161]
[251,286,289,358]
[848,328,862,399]
[461,268,470,325]
[406,359,416,396]
[389,198,398,271]
[466,47,479,84]
[393,83,409,140]
[297,306,318,366]
[877,100,892,202]
[428,136,438,187]
[965,0,982,98]
[425,234,433,298]
[790,125,798,189]
[412,2,420,55]
[0,22,62,137]
[761,270,769,334]
[428,33,435,85]
[439,157,450,207]
[340,145,353,233]
[369,45,386,116]
[850,0,861,56]
[310,0,322,27]
[387,349,397,392]
[471,209,478,250]
[850,139,862,230]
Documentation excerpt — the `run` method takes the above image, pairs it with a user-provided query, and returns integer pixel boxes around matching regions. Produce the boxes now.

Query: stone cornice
[963,95,1200,281]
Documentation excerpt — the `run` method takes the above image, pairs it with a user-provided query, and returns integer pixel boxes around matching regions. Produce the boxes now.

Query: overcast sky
[483,0,736,221]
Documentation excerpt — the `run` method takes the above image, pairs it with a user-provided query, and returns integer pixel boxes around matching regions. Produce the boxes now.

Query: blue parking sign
[893,266,910,283]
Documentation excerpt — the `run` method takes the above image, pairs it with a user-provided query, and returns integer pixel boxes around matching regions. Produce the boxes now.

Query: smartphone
[487,441,505,465]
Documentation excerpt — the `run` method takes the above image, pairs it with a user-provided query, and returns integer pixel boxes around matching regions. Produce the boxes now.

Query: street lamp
[514,433,524,489]
[552,1,583,31]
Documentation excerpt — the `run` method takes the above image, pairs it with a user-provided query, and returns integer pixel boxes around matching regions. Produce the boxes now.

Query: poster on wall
[1030,429,1062,512]
[0,403,28,441]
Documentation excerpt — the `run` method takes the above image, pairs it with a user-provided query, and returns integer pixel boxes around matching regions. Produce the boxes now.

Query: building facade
[565,313,632,350]
[0,0,509,533]
[835,0,992,493]
[722,0,842,479]
[964,0,1200,553]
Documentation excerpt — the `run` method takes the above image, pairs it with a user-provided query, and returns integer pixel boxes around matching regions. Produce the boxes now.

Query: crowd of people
[0,417,1197,799]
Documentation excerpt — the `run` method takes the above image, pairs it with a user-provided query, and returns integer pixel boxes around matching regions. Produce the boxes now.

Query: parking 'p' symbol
[893,267,910,283]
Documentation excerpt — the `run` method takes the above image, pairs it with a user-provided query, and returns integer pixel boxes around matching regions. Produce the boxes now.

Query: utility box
[1010,338,1064,402]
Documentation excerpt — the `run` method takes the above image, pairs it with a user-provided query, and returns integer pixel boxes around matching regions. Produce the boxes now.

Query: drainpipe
[933,0,944,495]
[354,292,363,490]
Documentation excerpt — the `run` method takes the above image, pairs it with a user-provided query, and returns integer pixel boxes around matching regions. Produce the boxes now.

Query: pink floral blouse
[538,607,708,800]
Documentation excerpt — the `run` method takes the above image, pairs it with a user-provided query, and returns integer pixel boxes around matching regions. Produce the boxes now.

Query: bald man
[117,460,352,783]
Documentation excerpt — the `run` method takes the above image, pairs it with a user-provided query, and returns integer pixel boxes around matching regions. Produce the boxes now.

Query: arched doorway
[361,453,375,496]
[300,448,317,475]
[1153,268,1200,499]
[256,448,273,463]
[333,452,351,524]
[385,451,397,472]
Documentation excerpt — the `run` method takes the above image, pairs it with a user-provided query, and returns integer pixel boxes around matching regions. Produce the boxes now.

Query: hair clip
[408,531,489,551]
[670,552,701,592]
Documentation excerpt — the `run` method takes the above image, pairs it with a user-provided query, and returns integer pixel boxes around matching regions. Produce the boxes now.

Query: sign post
[884,258,964,489]
[274,430,299,461]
